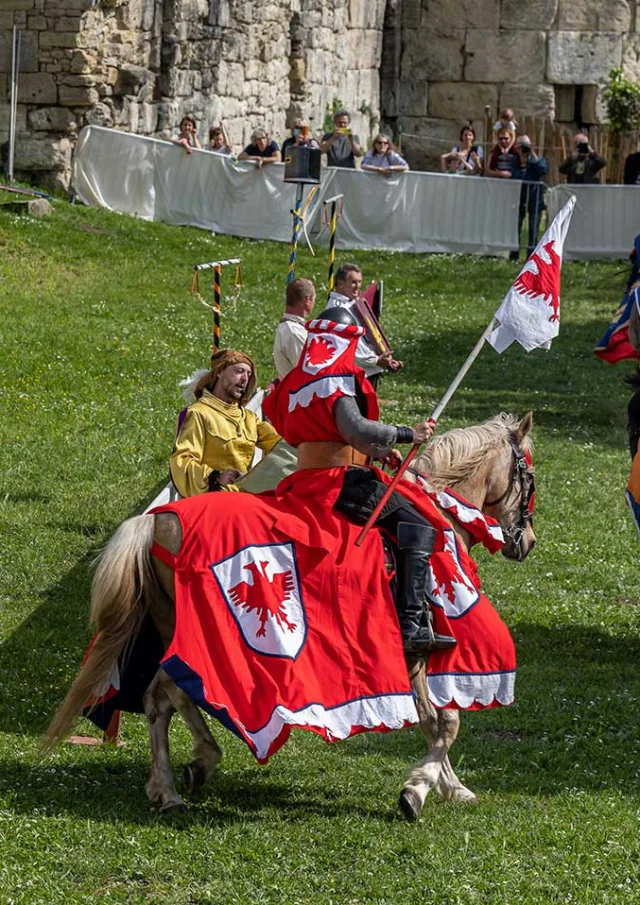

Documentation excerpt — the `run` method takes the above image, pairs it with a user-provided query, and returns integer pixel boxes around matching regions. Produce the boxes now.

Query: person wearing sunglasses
[361,134,409,176]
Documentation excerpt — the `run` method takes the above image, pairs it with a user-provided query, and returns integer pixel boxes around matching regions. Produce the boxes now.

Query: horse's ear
[516,411,534,443]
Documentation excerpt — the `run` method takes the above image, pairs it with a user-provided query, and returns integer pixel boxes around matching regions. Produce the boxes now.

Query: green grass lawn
[0,198,639,904]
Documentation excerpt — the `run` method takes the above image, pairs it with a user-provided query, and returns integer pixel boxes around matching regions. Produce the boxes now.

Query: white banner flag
[488,196,576,353]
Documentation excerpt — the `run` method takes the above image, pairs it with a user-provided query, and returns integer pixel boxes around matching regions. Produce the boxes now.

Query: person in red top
[263,306,456,654]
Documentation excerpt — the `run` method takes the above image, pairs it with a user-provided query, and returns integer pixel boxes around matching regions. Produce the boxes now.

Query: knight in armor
[263,306,456,654]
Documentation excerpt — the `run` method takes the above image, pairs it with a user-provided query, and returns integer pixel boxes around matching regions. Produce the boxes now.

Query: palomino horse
[45,412,535,821]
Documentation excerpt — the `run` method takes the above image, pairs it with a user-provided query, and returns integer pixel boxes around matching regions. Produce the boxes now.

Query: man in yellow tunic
[170,349,280,496]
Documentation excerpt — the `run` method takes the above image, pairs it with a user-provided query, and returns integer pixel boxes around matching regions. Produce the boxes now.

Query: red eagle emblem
[228,561,297,638]
[305,335,337,368]
[513,240,561,323]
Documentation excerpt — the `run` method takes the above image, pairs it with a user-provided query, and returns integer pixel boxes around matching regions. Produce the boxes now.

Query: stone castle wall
[1,0,639,187]
[0,0,387,188]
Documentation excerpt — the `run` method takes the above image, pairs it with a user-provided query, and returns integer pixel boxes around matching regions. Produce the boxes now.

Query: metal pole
[213,265,221,352]
[355,315,499,547]
[327,200,338,294]
[288,182,305,284]
[8,27,21,182]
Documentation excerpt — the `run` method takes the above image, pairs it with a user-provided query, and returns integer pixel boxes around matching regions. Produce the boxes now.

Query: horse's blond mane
[414,413,531,491]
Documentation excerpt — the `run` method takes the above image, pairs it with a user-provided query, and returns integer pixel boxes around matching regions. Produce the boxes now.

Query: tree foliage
[603,67,640,134]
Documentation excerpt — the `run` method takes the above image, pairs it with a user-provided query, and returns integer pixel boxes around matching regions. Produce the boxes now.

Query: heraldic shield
[211,541,307,659]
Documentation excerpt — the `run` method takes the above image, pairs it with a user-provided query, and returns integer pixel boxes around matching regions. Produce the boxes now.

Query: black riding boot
[396,522,457,654]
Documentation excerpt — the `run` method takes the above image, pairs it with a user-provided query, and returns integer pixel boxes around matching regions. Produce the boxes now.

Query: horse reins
[484,437,535,549]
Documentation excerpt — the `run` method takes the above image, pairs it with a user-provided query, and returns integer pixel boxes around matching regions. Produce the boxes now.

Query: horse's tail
[43,514,156,750]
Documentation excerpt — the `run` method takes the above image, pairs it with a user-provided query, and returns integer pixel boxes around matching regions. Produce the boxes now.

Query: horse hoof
[182,762,207,795]
[399,788,422,822]
[159,800,187,815]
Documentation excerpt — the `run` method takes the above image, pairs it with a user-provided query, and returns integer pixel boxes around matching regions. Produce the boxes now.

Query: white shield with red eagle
[302,332,350,375]
[211,542,307,659]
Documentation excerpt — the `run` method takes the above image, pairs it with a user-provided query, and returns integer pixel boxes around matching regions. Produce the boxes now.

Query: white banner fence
[73,126,640,260]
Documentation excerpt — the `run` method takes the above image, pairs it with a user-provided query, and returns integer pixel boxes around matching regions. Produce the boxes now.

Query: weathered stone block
[58,84,98,105]
[70,50,96,73]
[383,78,429,117]
[14,135,70,170]
[623,34,640,83]
[402,28,465,81]
[555,0,631,32]
[113,63,151,95]
[421,0,499,30]
[27,15,47,28]
[0,101,26,132]
[2,197,54,218]
[429,81,498,121]
[0,28,38,73]
[19,71,57,103]
[28,106,76,131]
[346,29,382,70]
[499,83,556,118]
[85,101,114,127]
[39,31,79,49]
[0,11,13,29]
[465,30,546,83]
[501,0,557,29]
[0,0,35,10]
[547,32,623,84]
[348,0,386,29]
[400,115,460,158]
[401,0,421,27]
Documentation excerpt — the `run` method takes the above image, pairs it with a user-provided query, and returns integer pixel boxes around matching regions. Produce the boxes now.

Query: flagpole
[354,315,498,547]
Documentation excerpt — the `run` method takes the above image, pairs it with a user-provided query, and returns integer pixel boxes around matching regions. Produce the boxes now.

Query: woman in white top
[172,114,202,154]
[361,134,409,176]
[440,125,483,175]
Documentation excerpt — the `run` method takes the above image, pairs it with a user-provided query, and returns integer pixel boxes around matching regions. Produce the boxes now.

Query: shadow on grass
[0,480,170,737]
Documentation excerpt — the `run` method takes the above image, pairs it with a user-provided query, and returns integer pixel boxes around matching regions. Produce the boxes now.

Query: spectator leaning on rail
[281,119,320,159]
[559,132,607,184]
[361,134,409,176]
[172,114,202,154]
[320,110,362,168]
[170,349,280,497]
[440,125,483,175]
[209,122,233,156]
[511,134,548,260]
[238,128,281,168]
[273,277,317,377]
[486,128,520,179]
[328,263,402,378]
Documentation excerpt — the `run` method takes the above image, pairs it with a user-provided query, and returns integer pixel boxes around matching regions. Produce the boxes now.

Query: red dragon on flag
[512,240,561,323]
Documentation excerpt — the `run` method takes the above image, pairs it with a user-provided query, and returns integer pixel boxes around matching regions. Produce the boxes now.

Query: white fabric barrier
[546,184,640,260]
[74,126,639,259]
[73,126,521,255]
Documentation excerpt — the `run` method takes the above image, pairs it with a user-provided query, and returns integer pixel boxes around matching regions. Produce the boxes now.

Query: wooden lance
[322,193,344,296]
[355,315,499,547]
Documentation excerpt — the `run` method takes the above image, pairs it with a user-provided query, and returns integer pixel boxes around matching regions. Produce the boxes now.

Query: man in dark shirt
[238,128,281,168]
[559,132,606,184]
[512,134,549,259]
[624,150,640,185]
[486,129,520,179]
[320,110,362,168]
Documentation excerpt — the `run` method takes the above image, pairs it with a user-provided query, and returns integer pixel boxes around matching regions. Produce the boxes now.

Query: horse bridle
[484,437,535,549]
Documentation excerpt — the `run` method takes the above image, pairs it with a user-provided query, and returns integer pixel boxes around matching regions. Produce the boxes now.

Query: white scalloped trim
[427,671,515,709]
[288,374,356,412]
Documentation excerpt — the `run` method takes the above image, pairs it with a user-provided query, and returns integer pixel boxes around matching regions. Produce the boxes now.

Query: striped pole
[192,258,240,353]
[288,182,305,284]
[322,194,344,298]
[213,265,221,351]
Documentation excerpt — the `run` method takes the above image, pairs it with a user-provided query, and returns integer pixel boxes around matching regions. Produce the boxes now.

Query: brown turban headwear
[193,349,257,405]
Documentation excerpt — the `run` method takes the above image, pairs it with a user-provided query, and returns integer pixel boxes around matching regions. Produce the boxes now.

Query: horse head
[483,411,536,562]
[414,411,536,562]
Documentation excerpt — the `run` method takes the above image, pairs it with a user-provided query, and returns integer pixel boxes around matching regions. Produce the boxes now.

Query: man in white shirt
[328,263,403,378]
[273,277,317,377]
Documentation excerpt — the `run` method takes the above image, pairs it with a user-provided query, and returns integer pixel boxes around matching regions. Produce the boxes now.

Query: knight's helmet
[316,306,357,327]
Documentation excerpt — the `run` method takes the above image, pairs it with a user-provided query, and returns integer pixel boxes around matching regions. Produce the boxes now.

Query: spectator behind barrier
[559,133,607,184]
[511,134,548,261]
[486,129,520,179]
[624,147,640,185]
[238,129,281,168]
[281,120,320,159]
[172,114,202,155]
[492,108,517,150]
[209,122,233,156]
[440,125,483,175]
[361,134,409,177]
[320,110,363,169]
